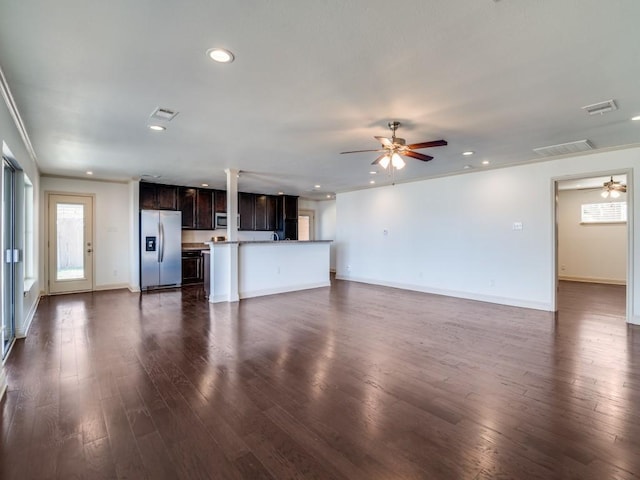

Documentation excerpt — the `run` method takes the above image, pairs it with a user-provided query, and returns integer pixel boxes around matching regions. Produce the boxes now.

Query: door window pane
[56,203,85,280]
[298,215,310,241]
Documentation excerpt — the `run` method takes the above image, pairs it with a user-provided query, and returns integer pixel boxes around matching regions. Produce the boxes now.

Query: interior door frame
[551,168,634,322]
[45,191,96,295]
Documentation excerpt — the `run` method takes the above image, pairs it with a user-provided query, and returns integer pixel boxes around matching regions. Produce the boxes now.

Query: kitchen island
[203,240,332,303]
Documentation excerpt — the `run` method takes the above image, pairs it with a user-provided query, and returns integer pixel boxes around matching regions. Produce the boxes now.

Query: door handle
[87,249,93,253]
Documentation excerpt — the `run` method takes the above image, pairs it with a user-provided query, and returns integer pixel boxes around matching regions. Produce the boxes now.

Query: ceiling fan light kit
[341,121,447,173]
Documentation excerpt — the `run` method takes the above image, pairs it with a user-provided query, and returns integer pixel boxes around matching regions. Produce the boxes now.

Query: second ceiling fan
[341,121,447,169]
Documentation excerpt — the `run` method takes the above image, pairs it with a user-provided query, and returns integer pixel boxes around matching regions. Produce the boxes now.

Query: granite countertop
[204,240,333,246]
[181,242,209,251]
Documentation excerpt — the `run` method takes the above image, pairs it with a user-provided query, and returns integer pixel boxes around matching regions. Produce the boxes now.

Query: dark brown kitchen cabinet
[178,187,197,229]
[266,195,277,231]
[196,189,213,229]
[254,195,268,231]
[280,195,298,240]
[140,182,178,210]
[283,195,297,220]
[239,192,255,230]
[179,187,213,230]
[214,190,227,214]
[181,250,203,284]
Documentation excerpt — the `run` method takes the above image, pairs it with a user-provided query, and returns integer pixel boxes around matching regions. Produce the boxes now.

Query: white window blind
[581,202,627,223]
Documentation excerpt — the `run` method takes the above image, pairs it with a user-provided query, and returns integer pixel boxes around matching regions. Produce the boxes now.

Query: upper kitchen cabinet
[140,182,178,210]
[266,195,278,231]
[178,187,197,228]
[283,195,298,220]
[239,192,255,230]
[179,187,214,230]
[252,195,279,231]
[214,190,227,214]
[196,189,213,230]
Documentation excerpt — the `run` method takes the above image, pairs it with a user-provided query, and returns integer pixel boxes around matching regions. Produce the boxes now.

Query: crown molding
[0,64,39,167]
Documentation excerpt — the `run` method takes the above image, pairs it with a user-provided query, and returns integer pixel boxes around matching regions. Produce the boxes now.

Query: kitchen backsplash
[181,229,275,243]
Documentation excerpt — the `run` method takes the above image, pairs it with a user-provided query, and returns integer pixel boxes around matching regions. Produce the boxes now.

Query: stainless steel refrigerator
[140,210,182,289]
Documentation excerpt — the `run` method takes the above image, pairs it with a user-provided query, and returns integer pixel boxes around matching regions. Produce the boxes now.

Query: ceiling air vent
[581,99,617,116]
[533,139,594,157]
[150,107,178,121]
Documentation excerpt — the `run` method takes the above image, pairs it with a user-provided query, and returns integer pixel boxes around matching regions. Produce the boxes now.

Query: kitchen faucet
[272,231,280,241]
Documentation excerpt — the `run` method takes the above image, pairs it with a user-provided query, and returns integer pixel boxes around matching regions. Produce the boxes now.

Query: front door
[48,194,94,294]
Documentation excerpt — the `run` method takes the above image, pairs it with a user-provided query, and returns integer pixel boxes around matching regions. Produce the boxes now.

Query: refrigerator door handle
[159,221,165,263]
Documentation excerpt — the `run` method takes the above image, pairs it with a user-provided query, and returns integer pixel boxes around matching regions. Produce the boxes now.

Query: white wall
[558,188,626,284]
[336,146,639,324]
[40,177,131,291]
[299,198,336,270]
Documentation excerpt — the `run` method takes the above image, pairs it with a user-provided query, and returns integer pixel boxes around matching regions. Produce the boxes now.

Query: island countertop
[205,239,332,246]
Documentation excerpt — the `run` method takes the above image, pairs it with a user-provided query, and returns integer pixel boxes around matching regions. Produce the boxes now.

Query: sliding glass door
[2,158,16,358]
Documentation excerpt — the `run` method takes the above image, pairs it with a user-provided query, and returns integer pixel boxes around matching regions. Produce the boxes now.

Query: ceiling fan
[341,121,447,170]
[601,176,627,198]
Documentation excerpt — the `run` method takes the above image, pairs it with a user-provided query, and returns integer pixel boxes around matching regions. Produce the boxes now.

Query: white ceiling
[0,1,639,199]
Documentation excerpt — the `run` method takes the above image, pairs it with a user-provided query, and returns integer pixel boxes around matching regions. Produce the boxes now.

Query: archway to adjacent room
[553,171,633,322]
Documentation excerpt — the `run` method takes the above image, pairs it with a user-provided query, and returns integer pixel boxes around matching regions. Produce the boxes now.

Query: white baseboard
[94,283,131,292]
[16,293,41,338]
[128,284,141,293]
[629,315,640,326]
[335,274,553,311]
[558,275,626,286]
[239,281,330,300]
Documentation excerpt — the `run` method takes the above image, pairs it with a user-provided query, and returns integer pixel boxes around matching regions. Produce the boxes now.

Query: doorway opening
[554,172,632,322]
[298,209,315,241]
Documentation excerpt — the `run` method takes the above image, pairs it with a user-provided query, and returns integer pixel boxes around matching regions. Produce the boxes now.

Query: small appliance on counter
[140,210,182,289]
[212,236,226,242]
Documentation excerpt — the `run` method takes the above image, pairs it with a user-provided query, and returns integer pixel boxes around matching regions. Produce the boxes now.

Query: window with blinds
[581,202,627,224]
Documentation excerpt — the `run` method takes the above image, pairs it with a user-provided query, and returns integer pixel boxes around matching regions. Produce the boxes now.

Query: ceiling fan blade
[374,136,394,147]
[404,151,433,162]
[371,154,387,165]
[340,149,386,154]
[407,139,448,149]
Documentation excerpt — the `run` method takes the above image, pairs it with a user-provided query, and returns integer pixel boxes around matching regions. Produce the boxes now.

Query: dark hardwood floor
[1,279,639,479]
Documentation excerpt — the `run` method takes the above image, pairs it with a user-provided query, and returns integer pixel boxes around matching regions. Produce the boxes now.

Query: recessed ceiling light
[463,151,474,156]
[278,191,284,195]
[201,183,209,187]
[314,184,321,189]
[369,171,377,175]
[463,165,472,169]
[369,180,375,184]
[632,115,640,121]
[207,48,234,63]
[86,171,93,175]
[149,125,166,131]
[326,194,331,198]
[482,160,490,165]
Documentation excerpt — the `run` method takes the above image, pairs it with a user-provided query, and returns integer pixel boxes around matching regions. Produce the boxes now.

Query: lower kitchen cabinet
[181,250,203,284]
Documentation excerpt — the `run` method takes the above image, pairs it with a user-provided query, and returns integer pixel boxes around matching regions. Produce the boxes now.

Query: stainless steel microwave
[215,213,239,228]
